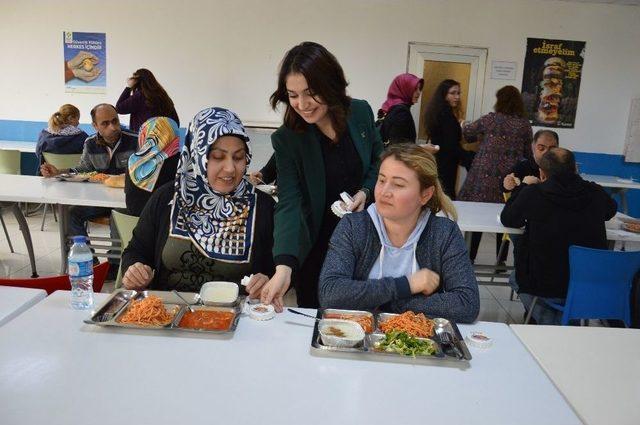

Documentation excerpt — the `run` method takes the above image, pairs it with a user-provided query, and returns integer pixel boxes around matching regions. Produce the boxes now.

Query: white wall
[1,0,639,154]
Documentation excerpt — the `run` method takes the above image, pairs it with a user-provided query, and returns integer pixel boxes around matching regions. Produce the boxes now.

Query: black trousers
[469,232,509,264]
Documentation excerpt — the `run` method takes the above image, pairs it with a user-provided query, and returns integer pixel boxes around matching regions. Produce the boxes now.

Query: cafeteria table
[511,324,640,425]
[0,174,126,273]
[581,173,640,214]
[0,286,46,326]
[0,291,581,425]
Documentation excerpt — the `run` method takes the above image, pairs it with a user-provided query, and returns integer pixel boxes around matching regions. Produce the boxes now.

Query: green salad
[373,330,437,357]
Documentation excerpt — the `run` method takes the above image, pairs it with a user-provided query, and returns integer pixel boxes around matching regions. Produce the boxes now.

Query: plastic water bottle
[68,236,94,309]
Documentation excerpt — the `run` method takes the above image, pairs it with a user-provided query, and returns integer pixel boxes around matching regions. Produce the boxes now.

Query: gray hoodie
[367,204,430,280]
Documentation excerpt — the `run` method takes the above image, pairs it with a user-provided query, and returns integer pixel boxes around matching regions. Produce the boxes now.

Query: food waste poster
[521,38,585,128]
[63,31,106,94]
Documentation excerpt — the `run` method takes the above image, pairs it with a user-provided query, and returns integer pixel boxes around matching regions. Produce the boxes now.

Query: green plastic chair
[0,149,21,174]
[40,153,83,230]
[0,149,21,251]
[112,210,140,289]
[42,152,82,170]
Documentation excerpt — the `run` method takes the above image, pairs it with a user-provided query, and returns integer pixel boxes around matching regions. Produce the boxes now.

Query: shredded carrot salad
[379,311,434,338]
[118,295,174,326]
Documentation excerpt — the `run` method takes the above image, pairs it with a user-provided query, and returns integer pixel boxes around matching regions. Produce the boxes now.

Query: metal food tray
[84,289,242,335]
[56,173,94,183]
[310,309,472,365]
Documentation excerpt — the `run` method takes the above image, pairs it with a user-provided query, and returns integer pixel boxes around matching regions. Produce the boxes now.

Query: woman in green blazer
[246,42,383,311]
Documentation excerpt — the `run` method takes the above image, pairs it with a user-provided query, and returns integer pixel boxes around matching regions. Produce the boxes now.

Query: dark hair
[90,103,117,123]
[539,147,576,178]
[270,42,350,140]
[132,68,176,117]
[494,85,526,118]
[533,129,560,144]
[423,79,460,138]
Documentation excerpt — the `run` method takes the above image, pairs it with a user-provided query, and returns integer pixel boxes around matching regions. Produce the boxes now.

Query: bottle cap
[465,331,493,349]
[249,304,275,321]
[72,235,87,243]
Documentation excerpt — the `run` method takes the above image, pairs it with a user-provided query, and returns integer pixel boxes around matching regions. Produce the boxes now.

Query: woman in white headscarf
[121,107,275,292]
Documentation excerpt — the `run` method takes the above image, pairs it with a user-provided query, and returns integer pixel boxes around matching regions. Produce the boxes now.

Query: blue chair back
[562,246,640,326]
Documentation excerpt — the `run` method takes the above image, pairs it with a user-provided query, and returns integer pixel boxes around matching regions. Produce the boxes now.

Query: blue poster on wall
[63,31,106,94]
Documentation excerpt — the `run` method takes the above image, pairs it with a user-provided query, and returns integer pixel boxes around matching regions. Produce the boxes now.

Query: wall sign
[491,61,517,80]
[521,37,586,128]
[63,31,106,94]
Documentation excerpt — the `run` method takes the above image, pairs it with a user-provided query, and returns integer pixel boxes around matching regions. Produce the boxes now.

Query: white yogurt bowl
[319,319,365,348]
[199,281,239,306]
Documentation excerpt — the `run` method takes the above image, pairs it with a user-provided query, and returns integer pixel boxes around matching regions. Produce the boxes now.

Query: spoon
[288,308,321,322]
[172,290,196,313]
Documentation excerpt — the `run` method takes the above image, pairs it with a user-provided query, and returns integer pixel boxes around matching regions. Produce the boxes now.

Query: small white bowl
[319,319,365,348]
[199,281,239,306]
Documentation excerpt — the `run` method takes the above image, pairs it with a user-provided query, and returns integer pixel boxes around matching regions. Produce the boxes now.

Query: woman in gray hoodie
[319,144,479,323]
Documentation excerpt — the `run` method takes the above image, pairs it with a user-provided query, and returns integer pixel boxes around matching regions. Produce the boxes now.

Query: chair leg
[53,206,57,222]
[40,204,48,231]
[0,213,14,253]
[524,296,539,324]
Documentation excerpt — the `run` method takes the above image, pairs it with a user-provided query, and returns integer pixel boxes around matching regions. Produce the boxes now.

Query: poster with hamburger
[521,38,585,128]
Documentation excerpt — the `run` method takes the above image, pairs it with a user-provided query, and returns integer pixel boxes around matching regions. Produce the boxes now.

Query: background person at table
[501,147,617,324]
[121,107,274,292]
[125,116,180,216]
[458,85,533,264]
[116,68,179,133]
[376,73,424,146]
[503,129,559,194]
[319,144,479,323]
[253,41,383,312]
[423,79,472,199]
[40,104,138,238]
[36,104,87,168]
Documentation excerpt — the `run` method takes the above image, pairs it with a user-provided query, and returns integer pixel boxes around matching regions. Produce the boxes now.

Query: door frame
[407,43,489,126]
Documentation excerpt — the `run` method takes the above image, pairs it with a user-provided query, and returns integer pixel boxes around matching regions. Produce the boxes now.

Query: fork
[438,330,464,359]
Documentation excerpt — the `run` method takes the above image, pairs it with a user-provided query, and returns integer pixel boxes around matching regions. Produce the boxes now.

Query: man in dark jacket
[41,104,137,237]
[501,147,617,324]
[503,129,559,194]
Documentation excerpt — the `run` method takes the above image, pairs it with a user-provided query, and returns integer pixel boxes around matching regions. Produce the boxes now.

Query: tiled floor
[0,204,525,324]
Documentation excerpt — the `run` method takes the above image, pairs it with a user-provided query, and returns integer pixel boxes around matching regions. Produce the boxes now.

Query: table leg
[57,204,69,274]
[619,189,628,215]
[11,203,38,278]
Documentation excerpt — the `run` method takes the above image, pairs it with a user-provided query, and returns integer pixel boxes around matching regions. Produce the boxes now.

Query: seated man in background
[501,147,617,324]
[41,103,137,237]
[503,129,559,193]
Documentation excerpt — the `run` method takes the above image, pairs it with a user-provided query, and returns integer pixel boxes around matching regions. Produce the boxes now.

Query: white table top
[0,140,36,153]
[511,325,640,425]
[581,173,640,190]
[0,291,580,425]
[453,200,640,243]
[0,174,125,208]
[0,286,46,327]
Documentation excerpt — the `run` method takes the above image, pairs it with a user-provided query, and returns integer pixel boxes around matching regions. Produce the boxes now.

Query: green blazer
[271,98,383,265]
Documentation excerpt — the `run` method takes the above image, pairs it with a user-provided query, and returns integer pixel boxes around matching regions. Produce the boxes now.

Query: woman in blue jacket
[318,144,479,323]
[36,104,87,166]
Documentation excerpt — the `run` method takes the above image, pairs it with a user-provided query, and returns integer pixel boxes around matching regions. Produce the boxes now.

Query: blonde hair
[380,144,457,221]
[48,104,80,132]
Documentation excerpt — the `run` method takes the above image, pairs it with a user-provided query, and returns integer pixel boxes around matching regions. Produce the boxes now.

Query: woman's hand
[122,262,154,290]
[40,163,60,177]
[261,265,292,312]
[245,273,270,299]
[408,268,440,296]
[247,171,264,186]
[349,190,367,212]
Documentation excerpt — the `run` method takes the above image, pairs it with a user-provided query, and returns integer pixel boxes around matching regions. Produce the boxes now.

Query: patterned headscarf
[379,73,424,115]
[128,117,181,191]
[169,107,256,263]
